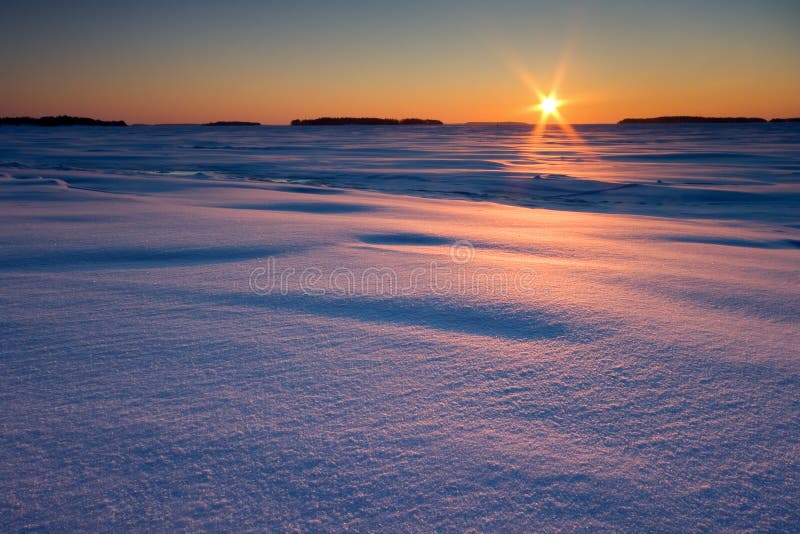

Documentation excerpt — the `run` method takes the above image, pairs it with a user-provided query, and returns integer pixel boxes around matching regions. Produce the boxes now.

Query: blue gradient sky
[1,0,798,123]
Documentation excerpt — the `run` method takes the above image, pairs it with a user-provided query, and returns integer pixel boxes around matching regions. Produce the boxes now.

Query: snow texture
[0,124,798,531]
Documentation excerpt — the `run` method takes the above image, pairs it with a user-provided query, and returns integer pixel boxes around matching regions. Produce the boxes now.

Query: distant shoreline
[0,115,127,126]
[291,117,443,126]
[204,121,261,126]
[2,115,799,127]
[464,121,531,126]
[617,116,800,124]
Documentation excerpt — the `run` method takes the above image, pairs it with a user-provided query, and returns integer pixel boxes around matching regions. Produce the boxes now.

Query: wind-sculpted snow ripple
[0,245,298,271]
[0,125,799,531]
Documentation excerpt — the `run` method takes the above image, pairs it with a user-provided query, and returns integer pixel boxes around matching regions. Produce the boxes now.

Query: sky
[1,0,799,124]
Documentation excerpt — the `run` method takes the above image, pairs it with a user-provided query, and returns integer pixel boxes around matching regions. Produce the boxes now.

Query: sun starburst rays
[508,51,580,141]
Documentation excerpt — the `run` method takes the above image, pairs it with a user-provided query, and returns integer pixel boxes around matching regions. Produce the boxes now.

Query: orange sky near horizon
[1,1,799,124]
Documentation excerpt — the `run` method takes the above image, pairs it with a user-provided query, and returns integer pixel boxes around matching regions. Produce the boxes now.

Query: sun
[539,95,559,115]
[511,60,577,138]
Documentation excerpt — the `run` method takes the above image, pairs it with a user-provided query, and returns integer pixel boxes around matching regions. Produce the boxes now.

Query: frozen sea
[1,124,799,531]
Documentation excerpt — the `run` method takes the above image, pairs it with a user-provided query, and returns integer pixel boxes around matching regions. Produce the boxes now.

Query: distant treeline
[204,121,261,126]
[0,115,127,126]
[618,116,781,124]
[291,117,443,126]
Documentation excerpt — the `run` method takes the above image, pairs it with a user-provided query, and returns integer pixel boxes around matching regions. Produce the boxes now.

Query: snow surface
[0,125,799,530]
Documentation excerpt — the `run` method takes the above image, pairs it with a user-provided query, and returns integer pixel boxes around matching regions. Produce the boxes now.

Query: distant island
[0,115,127,126]
[618,116,766,124]
[204,121,261,126]
[291,117,443,126]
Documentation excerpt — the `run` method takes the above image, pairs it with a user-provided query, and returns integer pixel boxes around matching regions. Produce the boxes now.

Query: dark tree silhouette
[0,115,127,126]
[619,116,766,124]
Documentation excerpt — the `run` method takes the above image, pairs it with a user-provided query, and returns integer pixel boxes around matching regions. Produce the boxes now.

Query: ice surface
[0,125,798,530]
[2,122,799,221]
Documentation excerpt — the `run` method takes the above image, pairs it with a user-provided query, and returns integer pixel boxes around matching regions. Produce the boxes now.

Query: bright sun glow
[512,58,577,138]
[540,96,559,115]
